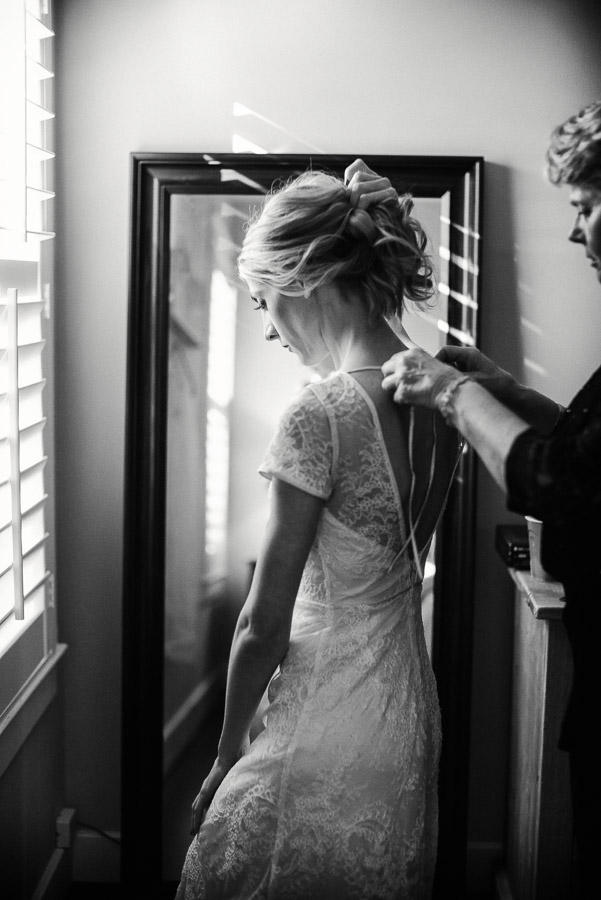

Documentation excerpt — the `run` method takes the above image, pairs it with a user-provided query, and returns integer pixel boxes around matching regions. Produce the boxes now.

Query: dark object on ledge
[495,523,530,570]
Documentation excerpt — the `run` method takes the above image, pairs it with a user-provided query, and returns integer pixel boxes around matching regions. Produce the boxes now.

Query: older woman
[381,100,601,898]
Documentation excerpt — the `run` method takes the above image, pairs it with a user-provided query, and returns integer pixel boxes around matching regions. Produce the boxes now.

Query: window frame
[0,0,61,777]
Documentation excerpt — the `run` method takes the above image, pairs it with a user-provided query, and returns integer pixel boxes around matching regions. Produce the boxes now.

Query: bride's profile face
[246,281,330,367]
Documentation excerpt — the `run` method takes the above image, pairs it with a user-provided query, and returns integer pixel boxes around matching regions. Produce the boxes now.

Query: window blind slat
[23,569,49,604]
[22,542,45,597]
[0,526,12,574]
[22,531,47,561]
[25,12,54,43]
[0,441,8,484]
[19,419,45,471]
[0,568,16,624]
[18,414,45,435]
[0,482,11,525]
[20,459,46,518]
[21,505,45,555]
[18,341,45,388]
[18,389,44,429]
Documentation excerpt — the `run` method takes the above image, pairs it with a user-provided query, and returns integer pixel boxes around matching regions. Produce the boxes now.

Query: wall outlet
[56,807,76,849]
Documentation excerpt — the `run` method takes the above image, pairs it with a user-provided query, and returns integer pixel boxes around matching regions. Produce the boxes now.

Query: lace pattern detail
[176,371,442,899]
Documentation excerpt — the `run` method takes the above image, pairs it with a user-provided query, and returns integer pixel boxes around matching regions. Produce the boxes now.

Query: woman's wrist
[217,736,248,768]
[436,374,472,425]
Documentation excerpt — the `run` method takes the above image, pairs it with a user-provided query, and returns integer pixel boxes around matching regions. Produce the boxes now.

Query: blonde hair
[238,170,434,323]
[546,100,601,188]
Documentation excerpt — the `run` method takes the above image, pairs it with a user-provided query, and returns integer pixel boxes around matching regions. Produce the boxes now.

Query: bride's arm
[190,477,323,833]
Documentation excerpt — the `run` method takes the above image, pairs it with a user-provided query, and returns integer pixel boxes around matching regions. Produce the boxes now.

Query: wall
[53,0,601,887]
[0,703,66,899]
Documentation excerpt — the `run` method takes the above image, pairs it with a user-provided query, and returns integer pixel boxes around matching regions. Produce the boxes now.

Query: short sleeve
[258,385,333,499]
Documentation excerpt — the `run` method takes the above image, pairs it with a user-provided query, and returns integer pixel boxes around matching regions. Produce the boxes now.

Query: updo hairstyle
[546,100,601,189]
[238,170,434,323]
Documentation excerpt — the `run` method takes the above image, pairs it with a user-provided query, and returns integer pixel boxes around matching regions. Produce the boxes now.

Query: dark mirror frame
[122,153,483,897]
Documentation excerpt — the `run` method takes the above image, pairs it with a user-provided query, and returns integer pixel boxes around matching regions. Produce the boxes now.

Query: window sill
[0,642,67,779]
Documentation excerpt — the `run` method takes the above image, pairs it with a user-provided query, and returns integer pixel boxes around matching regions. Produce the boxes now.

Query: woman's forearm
[436,345,562,435]
[447,381,530,492]
[216,617,288,765]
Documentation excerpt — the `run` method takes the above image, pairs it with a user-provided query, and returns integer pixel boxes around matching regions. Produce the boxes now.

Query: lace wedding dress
[175,370,458,900]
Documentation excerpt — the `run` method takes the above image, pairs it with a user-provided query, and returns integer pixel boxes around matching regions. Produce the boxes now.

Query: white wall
[54,0,601,884]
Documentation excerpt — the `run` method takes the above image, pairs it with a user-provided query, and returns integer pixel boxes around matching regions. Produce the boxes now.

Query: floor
[162,699,224,881]
[68,702,224,900]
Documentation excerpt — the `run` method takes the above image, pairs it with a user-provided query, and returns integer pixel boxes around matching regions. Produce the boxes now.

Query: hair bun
[346,207,378,245]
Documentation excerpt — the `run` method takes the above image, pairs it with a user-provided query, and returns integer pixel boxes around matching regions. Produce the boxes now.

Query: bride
[175,160,461,899]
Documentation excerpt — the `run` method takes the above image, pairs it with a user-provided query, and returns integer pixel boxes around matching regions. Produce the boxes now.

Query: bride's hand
[381,348,462,409]
[344,159,398,209]
[190,758,232,835]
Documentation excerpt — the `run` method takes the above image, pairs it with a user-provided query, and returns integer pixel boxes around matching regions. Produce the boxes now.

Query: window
[0,0,59,761]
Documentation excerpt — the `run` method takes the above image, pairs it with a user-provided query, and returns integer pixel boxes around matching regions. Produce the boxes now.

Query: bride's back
[346,367,462,562]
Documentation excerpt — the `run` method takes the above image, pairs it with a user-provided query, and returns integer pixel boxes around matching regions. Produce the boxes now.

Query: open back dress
[175,368,461,900]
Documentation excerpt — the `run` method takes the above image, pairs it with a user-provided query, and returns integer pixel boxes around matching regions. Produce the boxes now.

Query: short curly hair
[546,100,601,188]
[238,170,435,324]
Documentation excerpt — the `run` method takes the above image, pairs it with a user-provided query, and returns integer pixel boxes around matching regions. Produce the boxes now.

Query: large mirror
[122,154,482,896]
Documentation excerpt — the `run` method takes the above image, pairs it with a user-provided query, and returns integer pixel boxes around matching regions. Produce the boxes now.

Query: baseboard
[466,840,505,896]
[31,847,71,900]
[163,667,225,775]
[72,826,121,883]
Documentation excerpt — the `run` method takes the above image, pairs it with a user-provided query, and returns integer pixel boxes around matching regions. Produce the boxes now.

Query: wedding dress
[176,370,458,900]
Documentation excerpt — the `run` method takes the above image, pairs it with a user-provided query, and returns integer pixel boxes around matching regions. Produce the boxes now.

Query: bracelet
[437,375,471,425]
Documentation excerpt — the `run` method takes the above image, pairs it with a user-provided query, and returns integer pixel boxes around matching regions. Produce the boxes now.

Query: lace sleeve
[258,386,334,499]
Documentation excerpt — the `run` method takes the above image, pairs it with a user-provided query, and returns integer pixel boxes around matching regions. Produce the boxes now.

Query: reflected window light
[205,272,237,566]
[207,269,236,407]
[231,134,268,154]
[205,407,229,562]
[524,358,547,377]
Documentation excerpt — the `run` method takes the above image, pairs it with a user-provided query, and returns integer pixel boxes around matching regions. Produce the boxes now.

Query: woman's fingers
[190,788,210,835]
[189,757,235,835]
[343,158,374,183]
[381,351,407,377]
[344,159,398,208]
[354,185,398,208]
[381,348,458,409]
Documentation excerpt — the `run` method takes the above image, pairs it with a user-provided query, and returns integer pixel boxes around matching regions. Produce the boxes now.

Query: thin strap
[345,367,437,579]
[387,409,438,581]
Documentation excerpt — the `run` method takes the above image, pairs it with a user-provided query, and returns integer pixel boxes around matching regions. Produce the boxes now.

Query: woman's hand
[344,159,398,208]
[436,346,516,402]
[190,756,236,835]
[381,347,462,409]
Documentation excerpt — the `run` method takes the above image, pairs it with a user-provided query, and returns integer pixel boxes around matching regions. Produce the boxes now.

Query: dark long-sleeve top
[505,364,601,749]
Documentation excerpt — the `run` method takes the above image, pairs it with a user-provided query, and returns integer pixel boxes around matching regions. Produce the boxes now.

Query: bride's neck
[335,319,408,372]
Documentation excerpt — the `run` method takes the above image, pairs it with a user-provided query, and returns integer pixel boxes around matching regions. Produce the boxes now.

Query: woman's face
[246,281,329,368]
[568,182,601,283]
